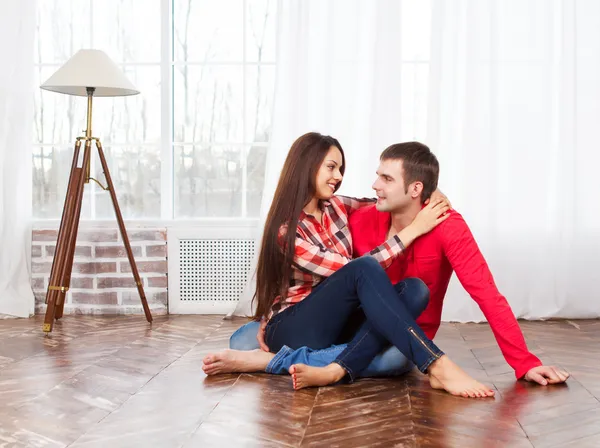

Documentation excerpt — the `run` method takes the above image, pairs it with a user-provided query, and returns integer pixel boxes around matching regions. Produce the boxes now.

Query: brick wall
[32,227,168,315]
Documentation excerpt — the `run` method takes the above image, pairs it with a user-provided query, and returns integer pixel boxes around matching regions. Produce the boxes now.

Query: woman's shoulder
[327,195,358,211]
[327,195,345,207]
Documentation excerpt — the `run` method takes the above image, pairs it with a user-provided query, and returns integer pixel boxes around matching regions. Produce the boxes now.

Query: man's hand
[257,318,269,352]
[524,365,570,385]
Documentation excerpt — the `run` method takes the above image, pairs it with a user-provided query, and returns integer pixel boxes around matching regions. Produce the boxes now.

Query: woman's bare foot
[289,363,346,390]
[202,349,274,375]
[428,355,495,398]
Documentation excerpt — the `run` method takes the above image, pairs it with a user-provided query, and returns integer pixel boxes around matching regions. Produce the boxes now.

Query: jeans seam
[266,345,293,374]
[363,272,438,345]
[407,327,441,358]
[334,328,373,380]
[334,359,355,383]
[317,346,345,354]
[363,271,408,326]
[362,271,443,372]
[336,328,372,364]
[407,327,443,373]
[395,281,406,296]
[418,355,441,373]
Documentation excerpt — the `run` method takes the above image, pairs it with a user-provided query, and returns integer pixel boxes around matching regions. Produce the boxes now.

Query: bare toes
[204,362,223,374]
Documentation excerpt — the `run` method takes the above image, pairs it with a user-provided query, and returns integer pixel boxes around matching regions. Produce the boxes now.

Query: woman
[203,132,494,398]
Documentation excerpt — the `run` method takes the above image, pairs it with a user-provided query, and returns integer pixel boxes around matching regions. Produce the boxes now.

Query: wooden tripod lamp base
[40,50,152,333]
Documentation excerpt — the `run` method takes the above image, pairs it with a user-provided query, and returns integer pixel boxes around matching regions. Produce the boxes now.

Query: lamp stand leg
[95,139,153,323]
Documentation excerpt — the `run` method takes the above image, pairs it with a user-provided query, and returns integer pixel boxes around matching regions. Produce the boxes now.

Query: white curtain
[231,0,411,317]
[0,0,36,317]
[429,0,600,321]
[233,0,600,321]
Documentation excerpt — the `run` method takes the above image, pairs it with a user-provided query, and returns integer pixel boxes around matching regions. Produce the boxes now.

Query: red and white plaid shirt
[270,195,406,316]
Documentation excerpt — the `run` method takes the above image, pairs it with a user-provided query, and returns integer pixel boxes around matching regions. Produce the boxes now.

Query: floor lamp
[40,49,153,333]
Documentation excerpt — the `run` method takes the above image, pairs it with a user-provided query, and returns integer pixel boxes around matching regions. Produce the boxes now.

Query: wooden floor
[0,316,599,448]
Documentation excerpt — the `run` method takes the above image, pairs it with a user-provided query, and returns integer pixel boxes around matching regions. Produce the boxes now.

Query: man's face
[372,159,413,212]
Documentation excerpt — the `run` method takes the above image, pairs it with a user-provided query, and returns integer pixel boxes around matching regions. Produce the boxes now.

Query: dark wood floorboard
[0,315,598,447]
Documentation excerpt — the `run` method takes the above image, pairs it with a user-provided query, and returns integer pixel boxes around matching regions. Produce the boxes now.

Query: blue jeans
[230,278,430,378]
[243,257,442,381]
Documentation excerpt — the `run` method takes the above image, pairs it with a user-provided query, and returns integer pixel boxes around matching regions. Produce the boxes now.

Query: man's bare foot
[202,349,274,375]
[289,363,346,390]
[428,355,495,398]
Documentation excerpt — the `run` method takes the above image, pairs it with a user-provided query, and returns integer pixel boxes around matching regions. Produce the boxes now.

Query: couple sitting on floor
[202,133,569,398]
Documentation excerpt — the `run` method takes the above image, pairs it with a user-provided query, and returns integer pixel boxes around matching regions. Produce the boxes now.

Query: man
[203,142,569,387]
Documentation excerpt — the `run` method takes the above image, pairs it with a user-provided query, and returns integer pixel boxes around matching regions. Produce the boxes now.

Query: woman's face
[314,146,344,200]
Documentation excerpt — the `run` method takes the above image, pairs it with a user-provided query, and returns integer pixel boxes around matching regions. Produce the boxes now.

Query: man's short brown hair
[380,142,439,203]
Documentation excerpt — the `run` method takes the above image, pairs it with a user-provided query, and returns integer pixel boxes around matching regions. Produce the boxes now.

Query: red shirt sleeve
[440,213,542,379]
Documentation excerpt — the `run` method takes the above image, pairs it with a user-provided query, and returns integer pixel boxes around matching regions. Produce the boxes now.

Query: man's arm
[440,213,543,379]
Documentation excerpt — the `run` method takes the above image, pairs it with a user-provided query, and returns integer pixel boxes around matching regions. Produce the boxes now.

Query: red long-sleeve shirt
[349,205,542,379]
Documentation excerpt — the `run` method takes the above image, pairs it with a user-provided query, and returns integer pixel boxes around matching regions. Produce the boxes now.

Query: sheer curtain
[231,0,418,317]
[428,0,600,321]
[233,0,600,321]
[0,0,36,317]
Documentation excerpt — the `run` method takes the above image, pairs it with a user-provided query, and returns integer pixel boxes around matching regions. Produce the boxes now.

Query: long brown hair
[252,132,345,320]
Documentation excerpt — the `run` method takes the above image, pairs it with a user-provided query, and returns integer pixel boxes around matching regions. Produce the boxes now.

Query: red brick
[32,262,53,274]
[147,276,168,288]
[69,277,94,289]
[31,277,45,290]
[32,229,58,242]
[126,230,167,242]
[73,262,116,274]
[146,245,167,257]
[97,277,137,289]
[120,260,167,274]
[71,292,118,305]
[95,245,142,258]
[76,229,119,242]
[46,245,92,257]
[32,245,42,257]
[122,291,167,305]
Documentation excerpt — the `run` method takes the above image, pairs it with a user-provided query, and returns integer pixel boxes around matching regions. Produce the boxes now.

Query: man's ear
[410,181,424,199]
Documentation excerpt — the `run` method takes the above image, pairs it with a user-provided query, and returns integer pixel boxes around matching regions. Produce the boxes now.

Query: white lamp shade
[40,49,139,97]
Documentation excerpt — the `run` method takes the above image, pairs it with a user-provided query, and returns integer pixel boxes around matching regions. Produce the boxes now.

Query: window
[33,0,276,219]
[33,0,430,220]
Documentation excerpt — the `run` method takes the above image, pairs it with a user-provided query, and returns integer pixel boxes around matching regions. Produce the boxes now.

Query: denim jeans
[261,257,444,381]
[230,278,430,377]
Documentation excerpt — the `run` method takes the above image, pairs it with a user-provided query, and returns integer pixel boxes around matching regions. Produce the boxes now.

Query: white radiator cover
[168,225,256,314]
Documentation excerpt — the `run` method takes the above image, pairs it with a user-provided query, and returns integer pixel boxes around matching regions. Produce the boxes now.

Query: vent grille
[179,239,255,302]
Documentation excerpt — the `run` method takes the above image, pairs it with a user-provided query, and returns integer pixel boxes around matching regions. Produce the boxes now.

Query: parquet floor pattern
[0,315,598,447]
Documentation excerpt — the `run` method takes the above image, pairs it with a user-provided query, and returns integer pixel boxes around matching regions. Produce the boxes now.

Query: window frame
[33,0,275,226]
